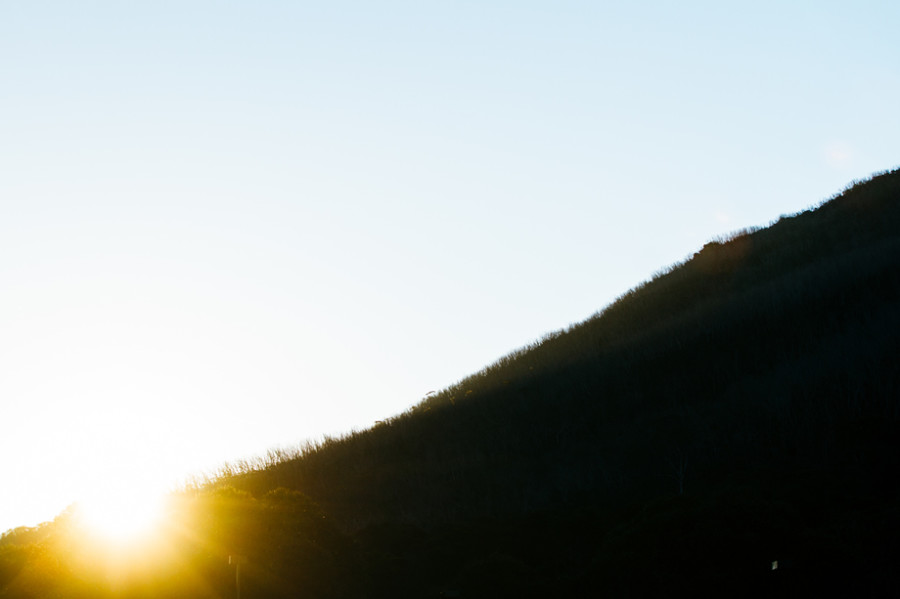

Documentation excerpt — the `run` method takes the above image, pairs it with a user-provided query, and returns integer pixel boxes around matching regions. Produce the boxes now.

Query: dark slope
[3,169,899,598]
[236,169,899,506]
[222,168,900,596]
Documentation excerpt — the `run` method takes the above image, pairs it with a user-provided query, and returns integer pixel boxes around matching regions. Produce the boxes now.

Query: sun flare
[76,490,167,543]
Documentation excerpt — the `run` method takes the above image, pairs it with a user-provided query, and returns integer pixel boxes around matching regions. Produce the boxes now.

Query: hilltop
[2,168,899,598]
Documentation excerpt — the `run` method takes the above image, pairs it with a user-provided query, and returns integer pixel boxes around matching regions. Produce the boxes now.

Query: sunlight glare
[77,489,167,543]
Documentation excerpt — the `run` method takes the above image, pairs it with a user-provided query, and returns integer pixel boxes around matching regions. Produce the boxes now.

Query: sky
[1,1,898,533]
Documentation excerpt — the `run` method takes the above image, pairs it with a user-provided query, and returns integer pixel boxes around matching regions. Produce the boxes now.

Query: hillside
[3,168,899,598]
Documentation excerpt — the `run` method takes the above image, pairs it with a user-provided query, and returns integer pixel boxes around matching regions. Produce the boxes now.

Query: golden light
[76,489,167,544]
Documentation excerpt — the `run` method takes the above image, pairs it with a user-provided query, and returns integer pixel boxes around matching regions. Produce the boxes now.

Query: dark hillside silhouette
[2,168,899,597]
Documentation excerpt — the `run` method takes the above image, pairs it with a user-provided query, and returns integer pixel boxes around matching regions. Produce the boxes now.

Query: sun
[76,489,167,544]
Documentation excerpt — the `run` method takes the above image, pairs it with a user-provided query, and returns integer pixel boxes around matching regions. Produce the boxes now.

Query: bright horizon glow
[75,488,167,544]
[1,1,898,534]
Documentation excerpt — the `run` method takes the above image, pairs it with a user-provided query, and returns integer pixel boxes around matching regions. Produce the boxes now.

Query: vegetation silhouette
[2,168,899,597]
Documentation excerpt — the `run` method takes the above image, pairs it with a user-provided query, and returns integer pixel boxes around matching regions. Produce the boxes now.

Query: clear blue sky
[1,1,898,532]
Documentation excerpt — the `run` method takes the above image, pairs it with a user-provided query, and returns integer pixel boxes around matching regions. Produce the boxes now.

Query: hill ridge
[3,168,899,597]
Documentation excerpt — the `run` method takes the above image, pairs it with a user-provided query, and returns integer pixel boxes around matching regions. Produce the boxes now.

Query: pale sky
[2,1,898,533]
